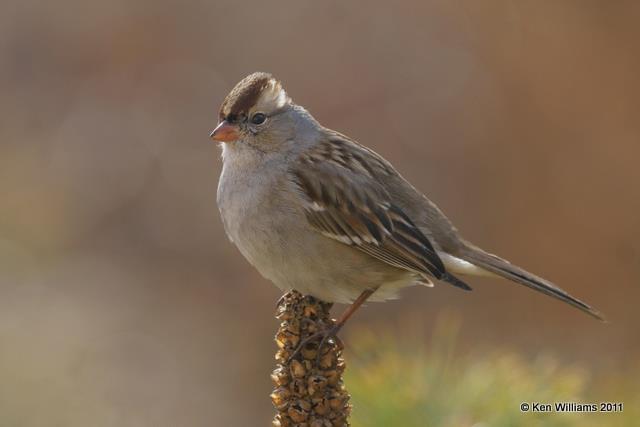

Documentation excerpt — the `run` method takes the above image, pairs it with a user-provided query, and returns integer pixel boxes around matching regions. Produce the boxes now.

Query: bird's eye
[251,112,267,125]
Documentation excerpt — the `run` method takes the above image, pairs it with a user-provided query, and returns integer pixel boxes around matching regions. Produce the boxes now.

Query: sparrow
[212,72,603,352]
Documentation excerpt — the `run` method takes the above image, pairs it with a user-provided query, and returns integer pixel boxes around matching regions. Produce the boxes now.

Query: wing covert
[290,138,447,280]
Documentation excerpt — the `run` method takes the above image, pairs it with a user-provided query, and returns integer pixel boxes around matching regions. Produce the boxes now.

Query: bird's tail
[458,243,605,321]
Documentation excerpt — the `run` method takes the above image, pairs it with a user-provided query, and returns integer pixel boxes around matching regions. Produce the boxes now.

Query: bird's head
[211,72,298,151]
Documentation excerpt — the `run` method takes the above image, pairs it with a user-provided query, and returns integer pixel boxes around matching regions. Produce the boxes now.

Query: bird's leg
[287,288,375,364]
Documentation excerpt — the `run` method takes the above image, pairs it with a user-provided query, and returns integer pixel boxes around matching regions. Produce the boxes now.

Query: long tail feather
[459,244,605,321]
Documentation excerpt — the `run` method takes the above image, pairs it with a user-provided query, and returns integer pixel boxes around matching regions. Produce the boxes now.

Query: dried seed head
[275,348,291,363]
[288,399,311,423]
[303,304,318,318]
[273,413,292,427]
[310,418,333,427]
[328,390,349,410]
[301,343,318,360]
[325,369,340,386]
[312,396,330,416]
[271,291,350,426]
[276,326,300,349]
[290,359,306,378]
[319,351,335,369]
[332,414,350,426]
[275,305,292,321]
[291,378,307,396]
[271,366,291,387]
[271,387,291,410]
[307,375,328,396]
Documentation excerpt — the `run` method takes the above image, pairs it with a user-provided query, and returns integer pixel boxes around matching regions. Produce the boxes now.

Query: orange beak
[210,120,240,142]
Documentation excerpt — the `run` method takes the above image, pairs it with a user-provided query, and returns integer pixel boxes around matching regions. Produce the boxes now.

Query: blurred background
[1,1,638,425]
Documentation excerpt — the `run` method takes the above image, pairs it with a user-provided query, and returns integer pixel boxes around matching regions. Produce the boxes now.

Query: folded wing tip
[443,273,473,291]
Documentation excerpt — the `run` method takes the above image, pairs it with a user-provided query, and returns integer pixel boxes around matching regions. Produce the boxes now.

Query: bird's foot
[287,324,343,366]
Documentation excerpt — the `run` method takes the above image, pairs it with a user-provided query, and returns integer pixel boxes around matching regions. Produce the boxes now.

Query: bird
[212,72,604,352]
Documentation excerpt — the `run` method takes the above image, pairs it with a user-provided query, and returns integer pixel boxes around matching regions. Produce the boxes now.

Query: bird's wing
[289,137,456,284]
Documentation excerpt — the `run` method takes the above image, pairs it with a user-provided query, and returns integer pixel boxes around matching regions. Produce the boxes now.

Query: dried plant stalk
[271,291,351,427]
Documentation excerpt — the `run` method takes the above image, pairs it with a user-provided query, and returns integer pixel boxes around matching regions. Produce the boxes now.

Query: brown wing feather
[290,138,447,281]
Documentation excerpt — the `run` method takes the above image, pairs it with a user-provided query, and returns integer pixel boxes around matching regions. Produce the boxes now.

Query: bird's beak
[210,120,240,143]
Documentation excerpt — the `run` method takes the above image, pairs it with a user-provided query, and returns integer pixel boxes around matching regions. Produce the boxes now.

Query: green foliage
[345,315,637,427]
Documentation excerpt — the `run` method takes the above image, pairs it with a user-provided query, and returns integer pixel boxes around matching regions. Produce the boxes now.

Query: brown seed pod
[290,359,306,378]
[270,386,291,410]
[291,378,307,397]
[309,418,333,427]
[300,343,318,361]
[312,396,330,416]
[271,366,291,387]
[271,290,351,427]
[288,399,311,422]
[307,375,328,396]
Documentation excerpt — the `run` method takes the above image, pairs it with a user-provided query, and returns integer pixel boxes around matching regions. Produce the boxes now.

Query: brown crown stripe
[220,72,274,120]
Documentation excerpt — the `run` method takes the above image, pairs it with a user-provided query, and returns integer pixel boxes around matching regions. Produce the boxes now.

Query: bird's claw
[286,324,343,366]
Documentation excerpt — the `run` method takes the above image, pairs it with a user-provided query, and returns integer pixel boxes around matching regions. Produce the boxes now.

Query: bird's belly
[243,220,419,303]
[218,165,418,304]
[227,207,416,303]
